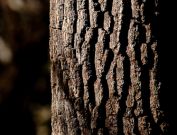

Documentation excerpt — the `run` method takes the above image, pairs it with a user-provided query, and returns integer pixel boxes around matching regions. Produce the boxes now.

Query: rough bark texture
[50,0,168,134]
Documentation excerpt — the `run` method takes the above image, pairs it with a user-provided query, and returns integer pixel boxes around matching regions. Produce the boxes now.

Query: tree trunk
[50,0,168,134]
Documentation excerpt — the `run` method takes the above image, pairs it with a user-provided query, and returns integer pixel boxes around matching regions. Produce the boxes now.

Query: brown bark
[50,0,168,134]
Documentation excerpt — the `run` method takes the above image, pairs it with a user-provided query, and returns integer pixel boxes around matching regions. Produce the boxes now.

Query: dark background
[0,0,50,135]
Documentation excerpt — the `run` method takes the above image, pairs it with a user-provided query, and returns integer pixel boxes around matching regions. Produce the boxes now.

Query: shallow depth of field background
[0,0,50,135]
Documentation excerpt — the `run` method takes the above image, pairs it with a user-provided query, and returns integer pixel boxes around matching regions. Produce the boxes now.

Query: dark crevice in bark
[63,78,70,99]
[85,0,91,27]
[105,0,113,12]
[78,65,85,97]
[137,0,142,5]
[96,37,114,135]
[133,117,141,135]
[151,121,163,135]
[146,45,154,69]
[93,0,101,11]
[118,2,131,56]
[72,0,78,48]
[97,12,104,28]
[151,15,159,41]
[78,30,88,59]
[75,65,86,132]
[103,128,109,135]
[73,1,77,34]
[143,0,156,24]
[134,42,142,67]
[79,29,86,47]
[91,1,103,28]
[117,56,131,135]
[139,25,146,43]
[104,49,114,75]
[87,28,98,108]
[71,2,78,48]
[140,65,151,114]
[85,110,92,132]
[103,33,114,74]
[96,77,109,133]
[92,128,109,135]
[71,98,85,135]
[108,13,114,34]
[117,0,131,134]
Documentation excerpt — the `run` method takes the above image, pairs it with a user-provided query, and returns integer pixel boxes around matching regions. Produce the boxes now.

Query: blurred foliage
[0,0,50,135]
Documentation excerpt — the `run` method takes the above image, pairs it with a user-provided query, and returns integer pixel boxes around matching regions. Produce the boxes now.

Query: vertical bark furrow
[86,28,98,109]
[117,56,131,135]
[80,28,98,134]
[93,28,114,134]
[114,0,132,134]
[81,28,97,107]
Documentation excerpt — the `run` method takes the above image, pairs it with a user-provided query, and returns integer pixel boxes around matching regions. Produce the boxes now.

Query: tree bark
[50,0,168,134]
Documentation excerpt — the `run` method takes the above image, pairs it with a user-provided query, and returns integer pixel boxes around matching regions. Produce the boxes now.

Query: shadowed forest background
[0,0,176,135]
[0,0,50,135]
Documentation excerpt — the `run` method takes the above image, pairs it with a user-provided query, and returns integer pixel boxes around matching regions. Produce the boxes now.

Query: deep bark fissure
[119,1,132,55]
[72,0,78,48]
[96,42,114,135]
[116,0,131,133]
[133,115,141,135]
[117,56,131,135]
[87,28,98,108]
